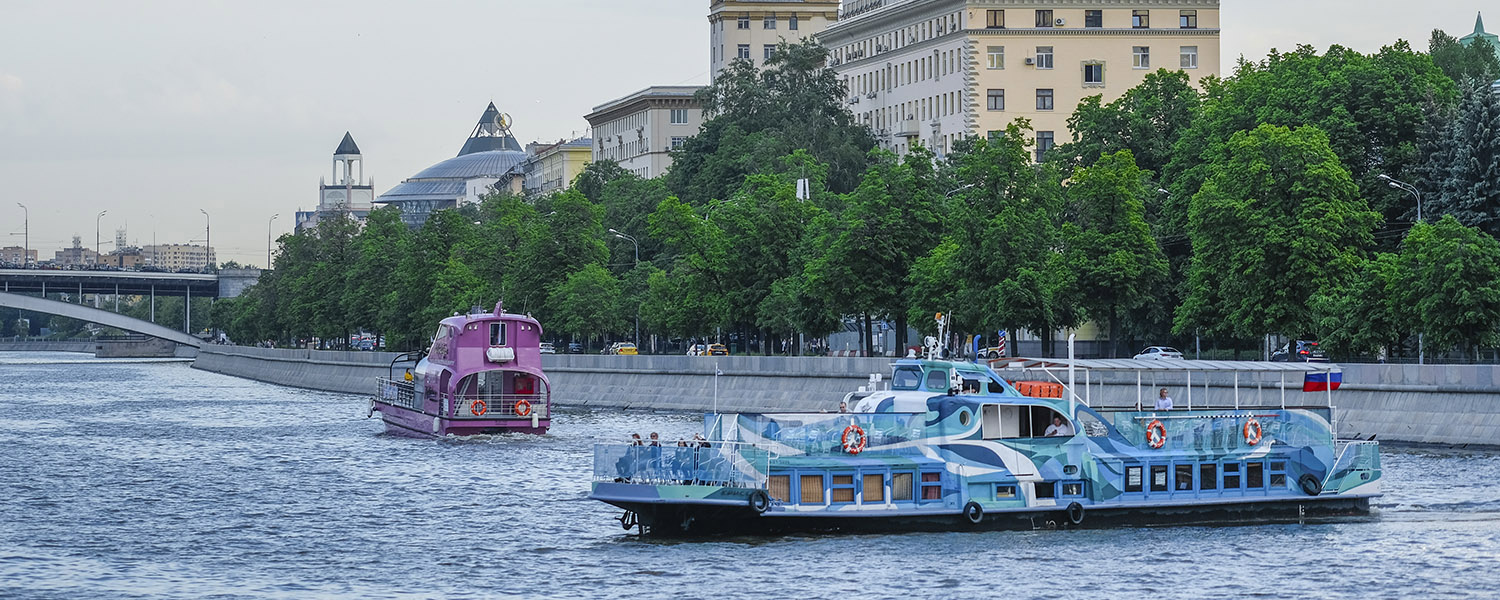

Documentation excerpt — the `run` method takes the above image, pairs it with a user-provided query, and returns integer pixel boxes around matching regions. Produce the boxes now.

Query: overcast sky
[0,0,1491,266]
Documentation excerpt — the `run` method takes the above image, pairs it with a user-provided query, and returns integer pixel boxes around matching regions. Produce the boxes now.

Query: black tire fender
[1066,502,1085,526]
[748,490,770,514]
[1299,474,1323,496]
[963,501,984,524]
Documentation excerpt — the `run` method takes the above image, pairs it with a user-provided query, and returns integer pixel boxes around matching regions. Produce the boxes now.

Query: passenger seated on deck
[694,433,711,448]
[648,432,662,447]
[838,401,849,413]
[630,433,643,446]
[1155,388,1174,411]
[1044,415,1074,437]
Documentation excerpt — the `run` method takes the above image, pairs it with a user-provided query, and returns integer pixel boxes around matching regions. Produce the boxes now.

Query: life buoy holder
[1145,419,1167,449]
[1244,419,1263,445]
[841,423,868,455]
[514,399,532,417]
[470,400,488,417]
[748,490,770,514]
[963,501,984,524]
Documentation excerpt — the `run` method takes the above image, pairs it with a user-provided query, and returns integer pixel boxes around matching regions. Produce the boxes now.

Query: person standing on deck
[1155,388,1174,411]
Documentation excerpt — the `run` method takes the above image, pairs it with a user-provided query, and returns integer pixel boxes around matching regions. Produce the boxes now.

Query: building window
[987,46,1004,69]
[789,14,798,30]
[764,44,775,60]
[769,475,791,502]
[1180,10,1198,29]
[1035,46,1054,69]
[671,136,687,149]
[1085,10,1102,28]
[1246,463,1265,489]
[920,472,942,500]
[1200,464,1218,490]
[1150,464,1169,492]
[1134,46,1151,69]
[891,472,913,501]
[986,9,1004,29]
[670,109,689,124]
[1133,10,1149,28]
[1125,466,1144,492]
[1035,88,1054,110]
[1175,464,1194,491]
[862,474,884,502]
[1035,9,1053,28]
[1083,62,1104,86]
[986,89,1005,110]
[764,13,776,29]
[831,474,855,503]
[737,14,749,29]
[800,474,824,503]
[1181,46,1199,69]
[1036,131,1055,161]
[737,44,750,60]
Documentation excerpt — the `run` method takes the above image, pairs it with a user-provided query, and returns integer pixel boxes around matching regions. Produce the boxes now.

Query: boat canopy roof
[989,357,1339,373]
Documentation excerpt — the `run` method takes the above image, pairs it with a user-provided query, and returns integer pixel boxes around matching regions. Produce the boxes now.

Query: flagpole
[714,361,720,415]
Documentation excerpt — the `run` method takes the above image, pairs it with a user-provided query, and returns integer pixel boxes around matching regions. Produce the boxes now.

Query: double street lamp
[267,214,278,269]
[95,210,107,267]
[1377,173,1425,364]
[607,228,640,346]
[200,209,211,271]
[16,203,26,267]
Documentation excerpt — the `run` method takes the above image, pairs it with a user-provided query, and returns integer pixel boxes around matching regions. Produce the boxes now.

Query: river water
[0,352,1497,599]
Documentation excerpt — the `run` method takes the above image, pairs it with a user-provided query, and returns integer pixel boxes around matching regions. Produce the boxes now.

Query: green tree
[549,264,624,344]
[1060,150,1168,356]
[1059,69,1201,178]
[1395,215,1500,357]
[1429,82,1500,236]
[1178,124,1380,341]
[1429,28,1500,84]
[1313,253,1404,357]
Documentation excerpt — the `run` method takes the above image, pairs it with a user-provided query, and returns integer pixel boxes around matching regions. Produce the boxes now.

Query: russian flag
[1303,371,1342,392]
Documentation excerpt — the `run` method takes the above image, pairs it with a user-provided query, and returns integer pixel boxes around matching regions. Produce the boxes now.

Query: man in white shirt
[1044,415,1074,437]
[1155,388,1174,410]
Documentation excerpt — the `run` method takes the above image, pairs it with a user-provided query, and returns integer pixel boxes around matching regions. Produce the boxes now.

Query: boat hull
[597,492,1372,537]
[372,400,548,437]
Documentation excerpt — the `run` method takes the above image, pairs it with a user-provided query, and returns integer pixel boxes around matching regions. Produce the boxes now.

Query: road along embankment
[190,346,1499,446]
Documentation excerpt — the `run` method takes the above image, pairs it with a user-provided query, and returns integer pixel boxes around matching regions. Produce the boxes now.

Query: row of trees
[218,34,1500,359]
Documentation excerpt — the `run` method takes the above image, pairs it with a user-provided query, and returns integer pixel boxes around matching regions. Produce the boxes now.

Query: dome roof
[407,150,528,181]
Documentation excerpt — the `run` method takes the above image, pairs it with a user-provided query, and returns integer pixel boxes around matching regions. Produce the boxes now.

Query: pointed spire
[459,102,522,155]
[1477,12,1486,35]
[334,132,361,156]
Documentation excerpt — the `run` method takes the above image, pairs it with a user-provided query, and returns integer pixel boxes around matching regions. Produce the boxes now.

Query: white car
[539,342,556,354]
[1133,346,1184,360]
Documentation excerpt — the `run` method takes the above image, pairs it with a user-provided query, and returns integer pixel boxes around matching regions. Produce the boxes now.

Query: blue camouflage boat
[589,329,1380,536]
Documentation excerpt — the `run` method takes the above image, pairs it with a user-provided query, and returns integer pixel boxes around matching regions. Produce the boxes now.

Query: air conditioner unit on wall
[1024,57,1035,65]
[1055,18,1066,26]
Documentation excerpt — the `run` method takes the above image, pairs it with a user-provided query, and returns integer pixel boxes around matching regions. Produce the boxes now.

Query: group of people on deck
[630,432,711,448]
[1039,388,1174,437]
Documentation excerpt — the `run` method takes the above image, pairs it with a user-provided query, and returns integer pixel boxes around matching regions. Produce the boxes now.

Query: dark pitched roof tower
[458,102,523,155]
[334,131,362,157]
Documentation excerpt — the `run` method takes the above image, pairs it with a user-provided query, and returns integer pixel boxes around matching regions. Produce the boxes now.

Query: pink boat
[371,302,551,437]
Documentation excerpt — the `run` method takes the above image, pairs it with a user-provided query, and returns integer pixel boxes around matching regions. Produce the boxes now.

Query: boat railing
[1326,440,1380,492]
[593,442,771,488]
[712,413,925,455]
[449,392,549,420]
[374,378,418,411]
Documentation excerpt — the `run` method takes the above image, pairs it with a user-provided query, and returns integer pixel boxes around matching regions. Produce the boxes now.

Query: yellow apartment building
[710,0,842,80]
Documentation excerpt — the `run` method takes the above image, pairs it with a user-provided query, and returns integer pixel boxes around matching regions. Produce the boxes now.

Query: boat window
[1125,466,1143,492]
[1223,463,1241,489]
[995,485,1016,499]
[862,474,884,502]
[831,475,856,503]
[1035,482,1057,499]
[800,474,824,503]
[981,405,1002,438]
[959,376,984,394]
[489,322,506,346]
[920,472,943,500]
[1174,464,1193,491]
[1062,482,1083,496]
[925,369,950,392]
[1246,463,1265,488]
[1075,408,1110,437]
[958,409,972,427]
[769,475,791,502]
[987,378,1007,394]
[1270,461,1286,471]
[1200,464,1217,490]
[1150,465,1169,492]
[1269,461,1287,487]
[892,472,914,501]
[892,367,922,390]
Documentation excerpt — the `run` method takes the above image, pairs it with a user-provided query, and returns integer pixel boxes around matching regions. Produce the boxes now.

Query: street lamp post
[200,209,211,272]
[607,228,640,346]
[1377,173,1425,364]
[94,210,107,267]
[16,203,26,267]
[267,214,278,269]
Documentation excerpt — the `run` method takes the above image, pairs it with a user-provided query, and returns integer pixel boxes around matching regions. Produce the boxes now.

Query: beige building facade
[585,86,705,179]
[522,137,594,196]
[142,244,216,271]
[1,246,37,266]
[818,0,1220,158]
[709,0,841,79]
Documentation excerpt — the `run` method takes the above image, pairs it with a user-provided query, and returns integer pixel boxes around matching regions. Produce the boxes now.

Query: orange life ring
[1145,419,1167,449]
[1244,419,1262,445]
[515,399,532,417]
[841,423,867,455]
[470,399,488,416]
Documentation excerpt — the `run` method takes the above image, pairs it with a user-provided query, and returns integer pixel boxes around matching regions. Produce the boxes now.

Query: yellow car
[615,343,639,355]
[707,343,729,356]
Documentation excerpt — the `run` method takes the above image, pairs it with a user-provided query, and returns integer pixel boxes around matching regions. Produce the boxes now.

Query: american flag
[996,330,1007,357]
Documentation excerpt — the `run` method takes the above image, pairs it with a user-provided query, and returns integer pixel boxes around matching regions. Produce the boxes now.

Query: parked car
[1272,340,1328,362]
[567,342,584,354]
[979,346,1006,359]
[707,343,729,356]
[539,342,556,354]
[614,342,638,355]
[1133,346,1185,360]
[686,344,706,356]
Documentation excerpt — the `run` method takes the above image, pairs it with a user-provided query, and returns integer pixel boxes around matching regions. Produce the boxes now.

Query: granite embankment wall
[190,346,1500,446]
[0,340,95,353]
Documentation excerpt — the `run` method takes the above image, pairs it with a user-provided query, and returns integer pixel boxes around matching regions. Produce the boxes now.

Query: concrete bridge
[0,267,260,299]
[0,291,202,348]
